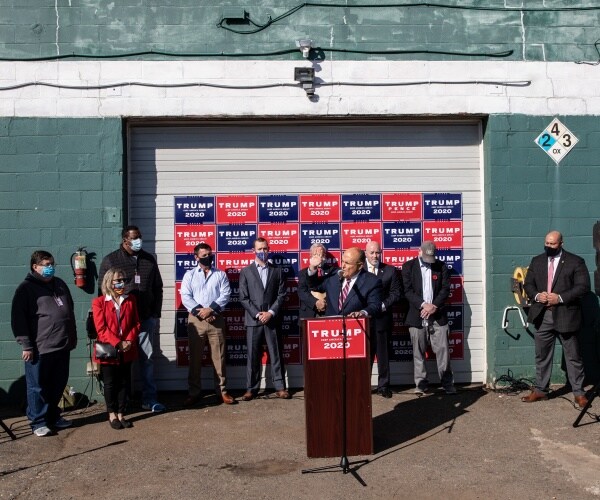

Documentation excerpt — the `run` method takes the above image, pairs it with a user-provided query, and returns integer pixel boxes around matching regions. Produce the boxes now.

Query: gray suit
[239,262,287,394]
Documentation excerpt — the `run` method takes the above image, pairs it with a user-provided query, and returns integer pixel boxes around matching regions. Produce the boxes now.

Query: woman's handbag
[94,342,118,360]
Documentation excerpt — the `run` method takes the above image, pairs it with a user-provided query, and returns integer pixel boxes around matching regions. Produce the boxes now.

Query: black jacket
[297,265,338,319]
[11,273,77,354]
[98,247,163,321]
[524,249,590,332]
[401,257,450,328]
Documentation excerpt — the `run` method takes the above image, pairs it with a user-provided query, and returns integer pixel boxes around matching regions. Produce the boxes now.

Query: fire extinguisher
[70,247,88,288]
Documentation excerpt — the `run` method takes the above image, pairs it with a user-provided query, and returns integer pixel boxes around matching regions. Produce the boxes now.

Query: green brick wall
[0,117,124,404]
[1,1,600,62]
[484,114,600,386]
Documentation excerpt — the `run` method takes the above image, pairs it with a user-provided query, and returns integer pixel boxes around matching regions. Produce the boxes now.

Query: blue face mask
[130,238,142,252]
[40,265,55,278]
[256,251,268,262]
[113,282,125,290]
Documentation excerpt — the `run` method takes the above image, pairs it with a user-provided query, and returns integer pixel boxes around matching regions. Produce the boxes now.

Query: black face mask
[544,246,560,257]
[198,255,213,267]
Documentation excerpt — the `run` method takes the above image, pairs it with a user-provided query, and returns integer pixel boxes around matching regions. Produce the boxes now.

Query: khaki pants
[187,314,227,396]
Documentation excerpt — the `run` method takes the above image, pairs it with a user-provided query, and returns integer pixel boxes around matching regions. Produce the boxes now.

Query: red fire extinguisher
[70,247,88,288]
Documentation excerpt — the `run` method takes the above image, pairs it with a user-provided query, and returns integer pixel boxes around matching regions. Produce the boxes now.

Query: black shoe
[109,419,123,430]
[119,418,133,428]
[377,387,393,398]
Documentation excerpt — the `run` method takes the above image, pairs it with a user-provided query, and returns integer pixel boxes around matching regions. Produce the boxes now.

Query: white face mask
[130,238,142,252]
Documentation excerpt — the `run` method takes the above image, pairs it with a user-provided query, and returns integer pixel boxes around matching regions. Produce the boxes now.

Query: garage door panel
[130,122,485,389]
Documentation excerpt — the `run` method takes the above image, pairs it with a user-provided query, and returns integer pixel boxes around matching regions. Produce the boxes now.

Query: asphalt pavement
[1,384,599,500]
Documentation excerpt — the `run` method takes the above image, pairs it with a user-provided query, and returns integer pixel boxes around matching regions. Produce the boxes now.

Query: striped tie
[547,257,555,293]
[339,279,350,313]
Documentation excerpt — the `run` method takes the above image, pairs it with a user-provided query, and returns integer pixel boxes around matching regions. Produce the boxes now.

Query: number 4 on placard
[534,118,578,165]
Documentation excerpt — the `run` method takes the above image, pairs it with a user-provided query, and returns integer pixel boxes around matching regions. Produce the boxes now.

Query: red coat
[92,294,140,365]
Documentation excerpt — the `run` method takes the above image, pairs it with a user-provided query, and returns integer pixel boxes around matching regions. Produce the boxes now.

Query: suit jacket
[92,294,140,364]
[524,249,590,332]
[297,265,338,319]
[239,262,287,327]
[368,263,403,332]
[309,268,382,317]
[401,257,451,328]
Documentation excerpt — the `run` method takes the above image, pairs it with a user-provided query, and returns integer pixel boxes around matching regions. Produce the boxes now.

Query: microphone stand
[302,275,369,485]
[573,379,600,427]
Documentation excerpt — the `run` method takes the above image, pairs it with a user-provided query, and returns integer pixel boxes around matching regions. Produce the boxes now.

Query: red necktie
[547,257,555,293]
[339,279,350,312]
[317,267,323,277]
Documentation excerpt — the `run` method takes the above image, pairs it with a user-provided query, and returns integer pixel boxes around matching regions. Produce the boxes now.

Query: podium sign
[303,316,373,458]
[306,316,367,360]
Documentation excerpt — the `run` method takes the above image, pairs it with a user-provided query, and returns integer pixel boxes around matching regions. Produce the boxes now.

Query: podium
[302,316,373,458]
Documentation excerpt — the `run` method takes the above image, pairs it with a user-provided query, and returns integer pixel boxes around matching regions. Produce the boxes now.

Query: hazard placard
[534,118,578,165]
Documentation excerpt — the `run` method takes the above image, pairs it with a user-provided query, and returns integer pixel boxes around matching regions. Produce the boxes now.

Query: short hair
[122,225,140,239]
[345,247,366,264]
[253,237,268,248]
[30,250,54,271]
[309,243,327,254]
[194,242,212,254]
[101,267,126,296]
[356,249,366,264]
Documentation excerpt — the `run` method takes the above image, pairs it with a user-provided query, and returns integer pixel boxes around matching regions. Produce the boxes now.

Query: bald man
[308,247,382,319]
[522,230,590,408]
[364,241,402,398]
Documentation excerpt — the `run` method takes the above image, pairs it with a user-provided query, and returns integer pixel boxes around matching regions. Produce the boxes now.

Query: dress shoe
[119,418,133,429]
[109,419,123,430]
[574,395,589,408]
[241,391,254,401]
[377,387,393,398]
[275,390,290,399]
[521,391,548,403]
[221,392,235,404]
[183,395,201,407]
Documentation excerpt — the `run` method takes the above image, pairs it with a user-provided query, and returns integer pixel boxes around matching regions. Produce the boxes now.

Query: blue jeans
[25,349,70,430]
[138,317,158,405]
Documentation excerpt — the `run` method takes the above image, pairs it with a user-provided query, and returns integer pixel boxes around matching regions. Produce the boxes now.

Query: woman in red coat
[92,267,140,429]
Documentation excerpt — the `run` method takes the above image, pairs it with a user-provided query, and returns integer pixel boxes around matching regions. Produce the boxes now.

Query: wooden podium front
[302,316,373,458]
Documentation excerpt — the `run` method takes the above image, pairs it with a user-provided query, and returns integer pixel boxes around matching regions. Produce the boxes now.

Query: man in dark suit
[307,247,382,319]
[298,243,338,319]
[365,241,402,398]
[521,230,590,407]
[402,241,455,395]
[239,238,289,401]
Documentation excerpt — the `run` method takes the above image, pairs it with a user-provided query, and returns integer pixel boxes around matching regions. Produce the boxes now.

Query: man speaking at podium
[307,247,382,319]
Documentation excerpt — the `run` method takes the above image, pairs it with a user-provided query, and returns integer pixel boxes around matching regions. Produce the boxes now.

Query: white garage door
[128,121,484,391]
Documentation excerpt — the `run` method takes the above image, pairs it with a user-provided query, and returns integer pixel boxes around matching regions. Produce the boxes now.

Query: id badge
[134,274,141,284]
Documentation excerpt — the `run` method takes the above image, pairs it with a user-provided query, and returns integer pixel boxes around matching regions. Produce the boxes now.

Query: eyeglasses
[112,279,125,283]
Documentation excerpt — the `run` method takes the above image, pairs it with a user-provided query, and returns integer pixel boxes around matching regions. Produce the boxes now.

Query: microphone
[337,268,344,281]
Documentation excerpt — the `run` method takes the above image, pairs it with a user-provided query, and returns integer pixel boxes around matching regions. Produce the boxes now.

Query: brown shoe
[183,395,201,407]
[241,391,254,401]
[521,391,548,403]
[574,395,589,408]
[221,392,235,405]
[275,390,291,399]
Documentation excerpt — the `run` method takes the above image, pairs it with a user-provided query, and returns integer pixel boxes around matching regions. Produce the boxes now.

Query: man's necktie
[339,279,350,312]
[547,257,555,293]
[317,267,323,277]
